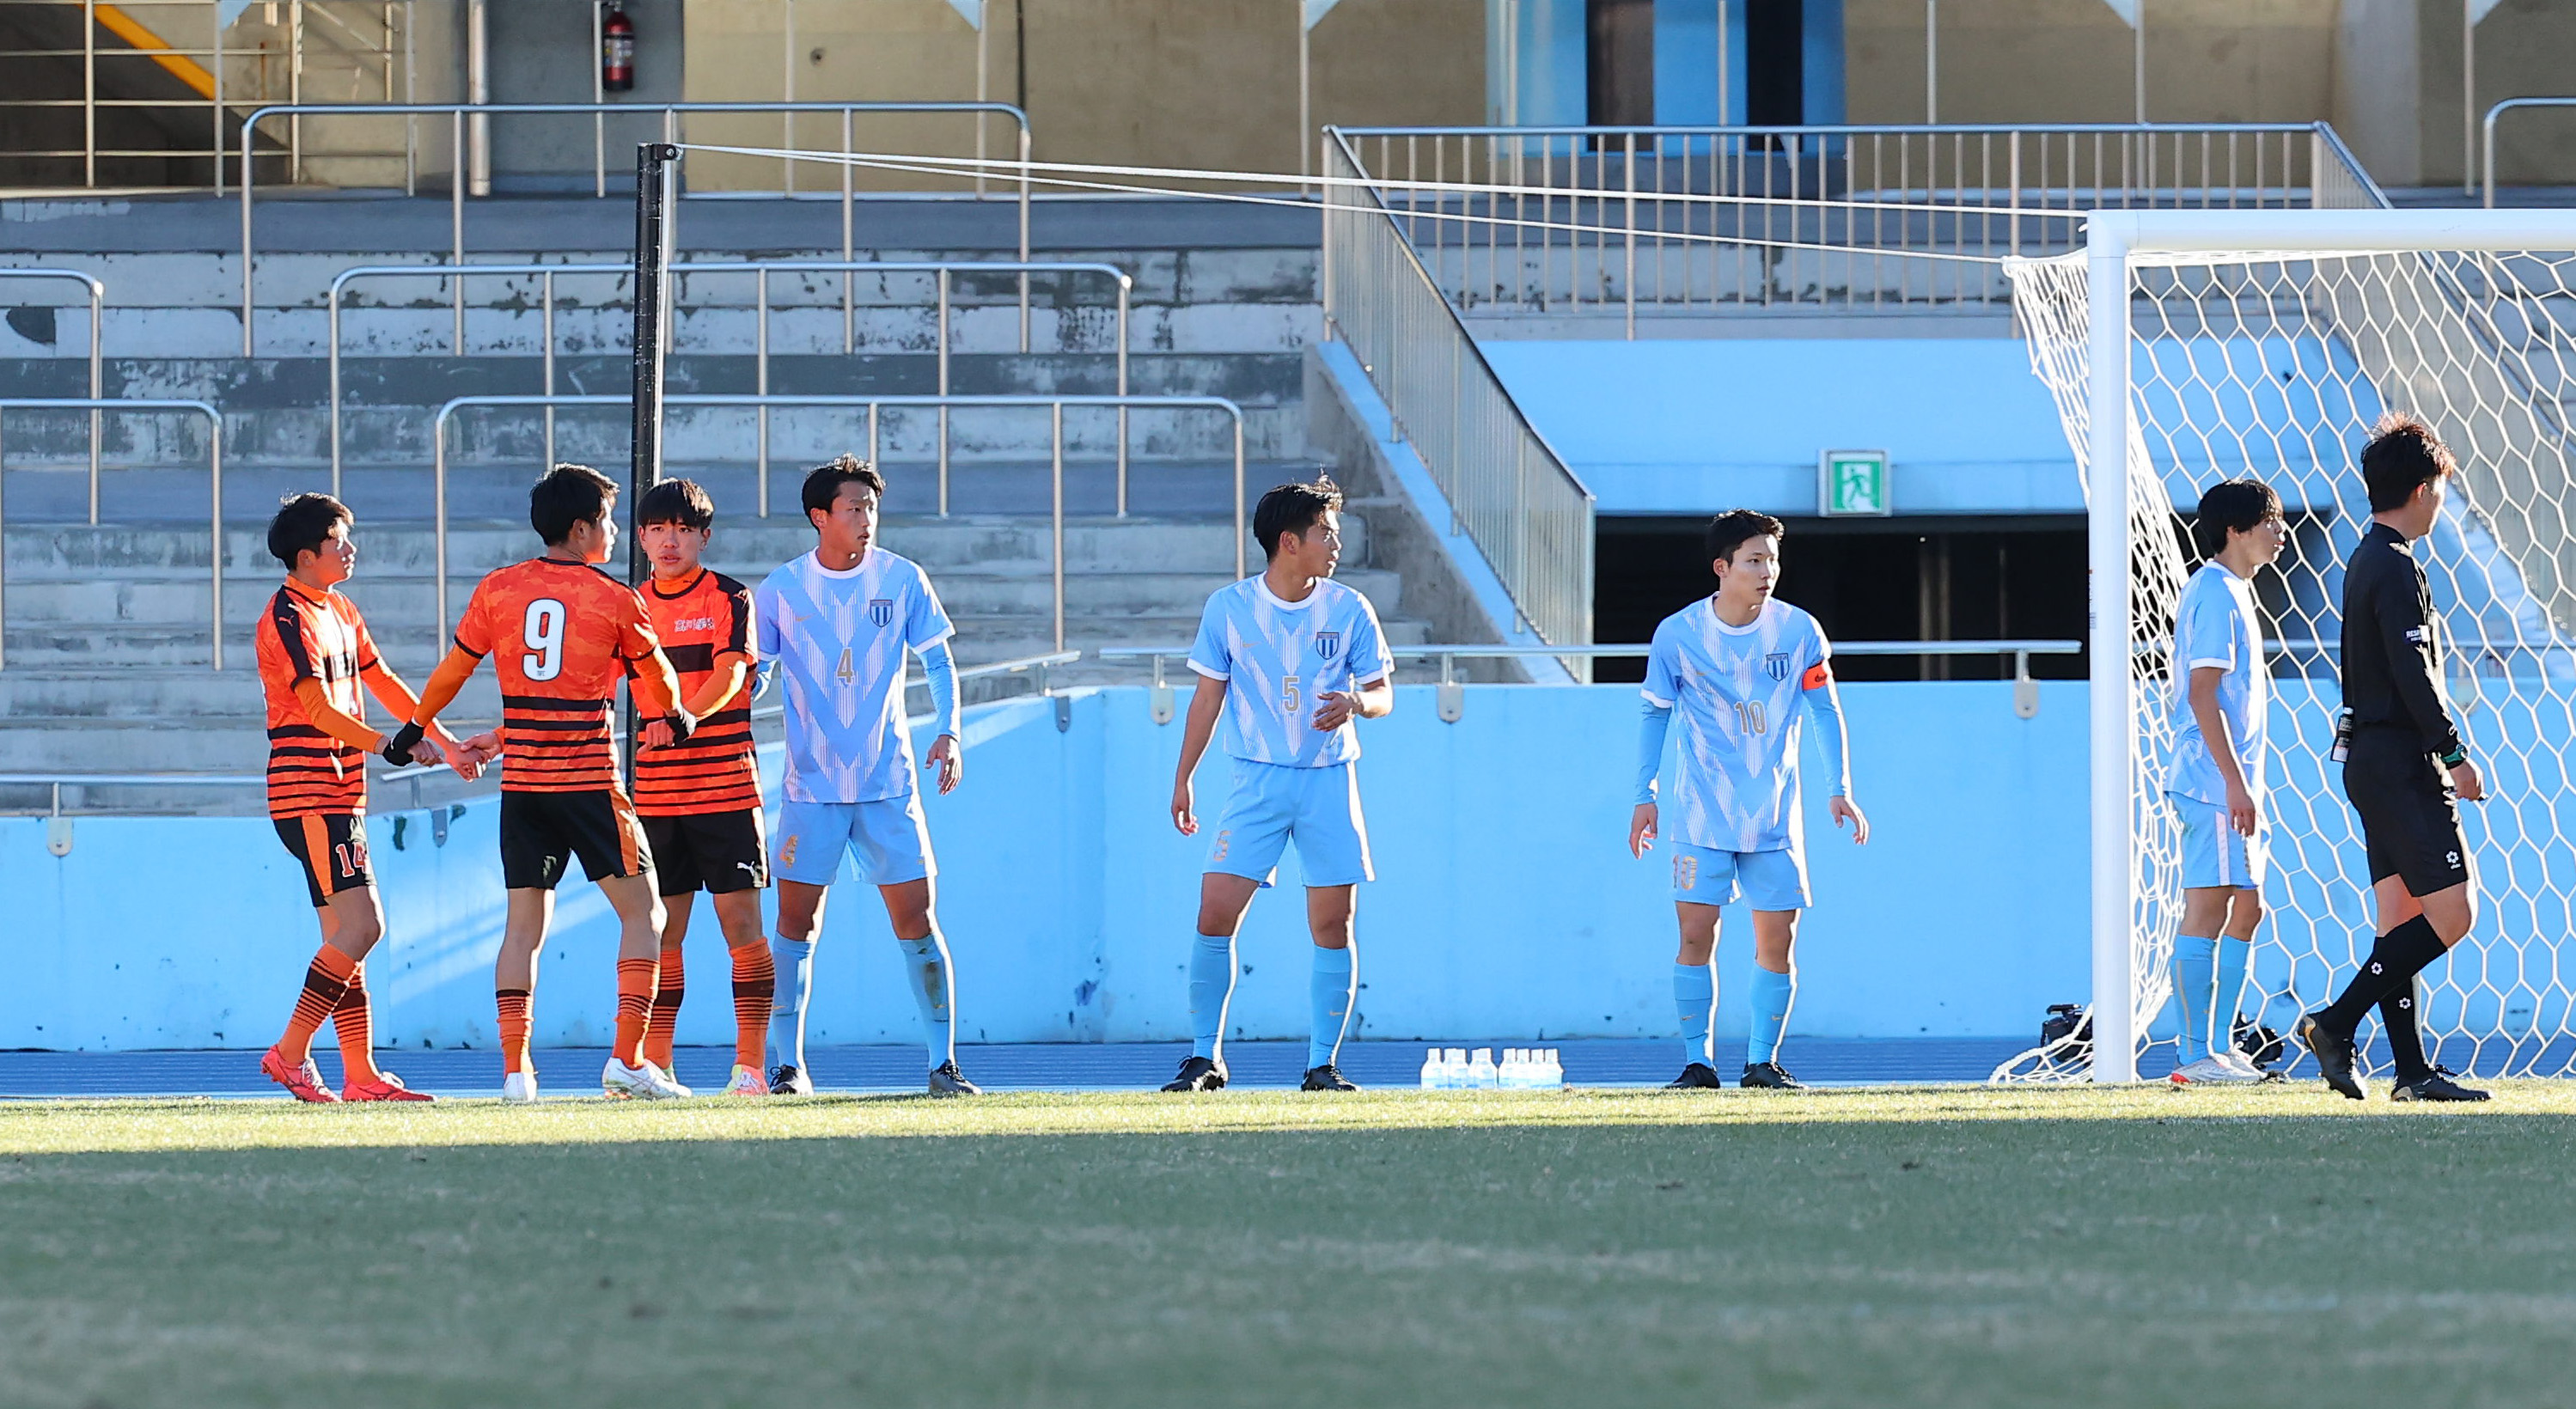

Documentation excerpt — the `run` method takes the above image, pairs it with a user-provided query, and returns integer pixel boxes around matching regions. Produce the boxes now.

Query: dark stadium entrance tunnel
[1595,516,2091,683]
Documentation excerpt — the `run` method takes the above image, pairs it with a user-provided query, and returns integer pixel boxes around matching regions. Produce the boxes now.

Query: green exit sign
[1819,449,1892,516]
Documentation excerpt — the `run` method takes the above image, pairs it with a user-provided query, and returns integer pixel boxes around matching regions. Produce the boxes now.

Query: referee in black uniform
[2298,415,2490,1102]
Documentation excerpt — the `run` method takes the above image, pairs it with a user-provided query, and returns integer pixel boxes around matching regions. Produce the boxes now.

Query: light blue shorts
[2171,792,2265,891]
[1206,759,1374,888]
[774,795,936,887]
[1670,843,1810,911]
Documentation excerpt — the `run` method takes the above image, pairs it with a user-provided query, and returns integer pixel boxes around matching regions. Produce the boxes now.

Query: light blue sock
[2214,937,2251,1058]
[1748,965,1795,1069]
[1673,962,1713,1066]
[1188,932,1236,1060]
[1307,943,1356,1070]
[767,936,816,1070]
[898,930,955,1070]
[2173,934,2219,1064]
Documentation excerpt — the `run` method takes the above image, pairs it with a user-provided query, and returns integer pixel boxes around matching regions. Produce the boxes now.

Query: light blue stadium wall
[1488,0,1845,127]
[1,681,2092,1052]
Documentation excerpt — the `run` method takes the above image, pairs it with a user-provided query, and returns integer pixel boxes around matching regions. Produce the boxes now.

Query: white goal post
[2008,209,2576,1083]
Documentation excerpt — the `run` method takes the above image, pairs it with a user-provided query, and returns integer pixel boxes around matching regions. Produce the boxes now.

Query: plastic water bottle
[1541,1048,1565,1089]
[1504,1049,1527,1088]
[1444,1047,1468,1089]
[1419,1046,1444,1089]
[1469,1047,1499,1089]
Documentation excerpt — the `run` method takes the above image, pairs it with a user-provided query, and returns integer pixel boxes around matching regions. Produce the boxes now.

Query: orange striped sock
[643,944,684,1071]
[729,940,774,1072]
[279,945,357,1064]
[332,962,382,1084]
[614,958,657,1067]
[496,988,533,1075]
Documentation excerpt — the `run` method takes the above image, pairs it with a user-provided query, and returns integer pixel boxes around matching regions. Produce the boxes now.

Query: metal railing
[0,270,105,517]
[2481,98,2576,208]
[431,392,1248,652]
[0,1,410,190]
[0,397,222,672]
[1330,123,2384,320]
[1322,131,1592,657]
[327,258,1133,503]
[1100,638,2083,718]
[0,650,1084,818]
[239,101,1035,355]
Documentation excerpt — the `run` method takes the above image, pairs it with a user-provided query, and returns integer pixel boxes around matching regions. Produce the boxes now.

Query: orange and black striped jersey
[634,567,760,817]
[448,558,675,794]
[254,577,418,819]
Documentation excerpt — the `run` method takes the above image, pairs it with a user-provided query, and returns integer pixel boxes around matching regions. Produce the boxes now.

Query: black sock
[2317,914,2445,1034]
[2378,983,2431,1081]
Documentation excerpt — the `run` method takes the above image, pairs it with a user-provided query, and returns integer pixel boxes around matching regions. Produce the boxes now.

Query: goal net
[1999,210,2576,1083]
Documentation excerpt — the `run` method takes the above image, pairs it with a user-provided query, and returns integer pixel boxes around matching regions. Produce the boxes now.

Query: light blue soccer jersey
[755,548,955,804]
[1642,597,1834,853]
[1187,576,1394,768]
[2165,561,2268,805]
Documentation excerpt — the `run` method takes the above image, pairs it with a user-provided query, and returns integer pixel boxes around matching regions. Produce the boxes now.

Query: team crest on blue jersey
[868,597,894,628]
[1315,630,1341,661]
[1765,651,1792,680]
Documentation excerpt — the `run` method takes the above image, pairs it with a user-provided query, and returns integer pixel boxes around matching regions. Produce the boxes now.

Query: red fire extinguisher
[601,2,635,93]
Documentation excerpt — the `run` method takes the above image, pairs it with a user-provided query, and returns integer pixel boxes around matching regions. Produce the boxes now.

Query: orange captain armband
[1800,661,1832,691]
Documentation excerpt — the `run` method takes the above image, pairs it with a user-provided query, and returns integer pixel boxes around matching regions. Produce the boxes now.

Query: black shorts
[275,813,372,909]
[2345,729,2471,898]
[500,789,652,891]
[641,808,769,896]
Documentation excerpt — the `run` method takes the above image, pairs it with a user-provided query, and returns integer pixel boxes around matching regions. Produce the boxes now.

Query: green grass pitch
[6,1083,2575,1408]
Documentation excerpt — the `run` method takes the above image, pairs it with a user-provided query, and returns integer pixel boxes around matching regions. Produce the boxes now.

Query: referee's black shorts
[2344,726,2470,898]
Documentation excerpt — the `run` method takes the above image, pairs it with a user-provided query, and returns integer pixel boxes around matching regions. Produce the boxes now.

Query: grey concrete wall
[485,0,685,190]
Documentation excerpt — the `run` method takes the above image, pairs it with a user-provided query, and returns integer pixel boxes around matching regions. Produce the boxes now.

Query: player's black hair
[2192,477,2283,557]
[638,477,715,532]
[2361,413,2457,514]
[801,454,886,528]
[530,462,620,546]
[1705,509,1785,567]
[267,491,352,568]
[1253,476,1344,559]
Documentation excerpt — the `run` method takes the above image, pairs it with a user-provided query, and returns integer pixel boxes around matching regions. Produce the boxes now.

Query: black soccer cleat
[926,1061,981,1097]
[1160,1056,1228,1093]
[2297,1014,2365,1101]
[1740,1062,1807,1090]
[2390,1065,2491,1103]
[767,1064,814,1097]
[1300,1064,1359,1092]
[1664,1062,1726,1089]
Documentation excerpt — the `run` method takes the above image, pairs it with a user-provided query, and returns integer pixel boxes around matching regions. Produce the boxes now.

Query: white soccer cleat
[601,1058,692,1100]
[720,1064,768,1097]
[2213,1047,2277,1083]
[2169,1055,2260,1086]
[501,1071,541,1104]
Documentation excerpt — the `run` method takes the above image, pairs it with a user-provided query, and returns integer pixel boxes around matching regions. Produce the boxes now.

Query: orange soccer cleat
[260,1045,342,1103]
[341,1071,436,1102]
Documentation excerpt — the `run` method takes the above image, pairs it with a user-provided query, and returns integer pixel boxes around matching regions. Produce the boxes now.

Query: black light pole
[625,141,678,789]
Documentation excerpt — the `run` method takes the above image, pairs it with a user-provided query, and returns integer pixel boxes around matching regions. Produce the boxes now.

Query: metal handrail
[0,397,223,672]
[1100,638,2082,675]
[0,650,1087,814]
[430,392,1249,654]
[238,101,1035,355]
[1321,130,1593,659]
[327,258,1134,505]
[2481,98,2576,207]
[0,269,105,519]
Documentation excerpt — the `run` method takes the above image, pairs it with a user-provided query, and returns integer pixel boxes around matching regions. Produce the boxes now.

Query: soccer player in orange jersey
[253,493,473,1103]
[403,464,696,1102]
[629,479,773,1097]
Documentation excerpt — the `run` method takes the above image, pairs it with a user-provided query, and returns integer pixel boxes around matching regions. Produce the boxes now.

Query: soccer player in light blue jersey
[2164,478,2288,1087]
[1630,510,1868,1091]
[1163,478,1395,1094]
[754,456,979,1098]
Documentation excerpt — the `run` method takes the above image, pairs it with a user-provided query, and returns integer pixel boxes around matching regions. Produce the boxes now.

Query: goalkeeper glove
[659,708,699,746]
[381,720,426,766]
